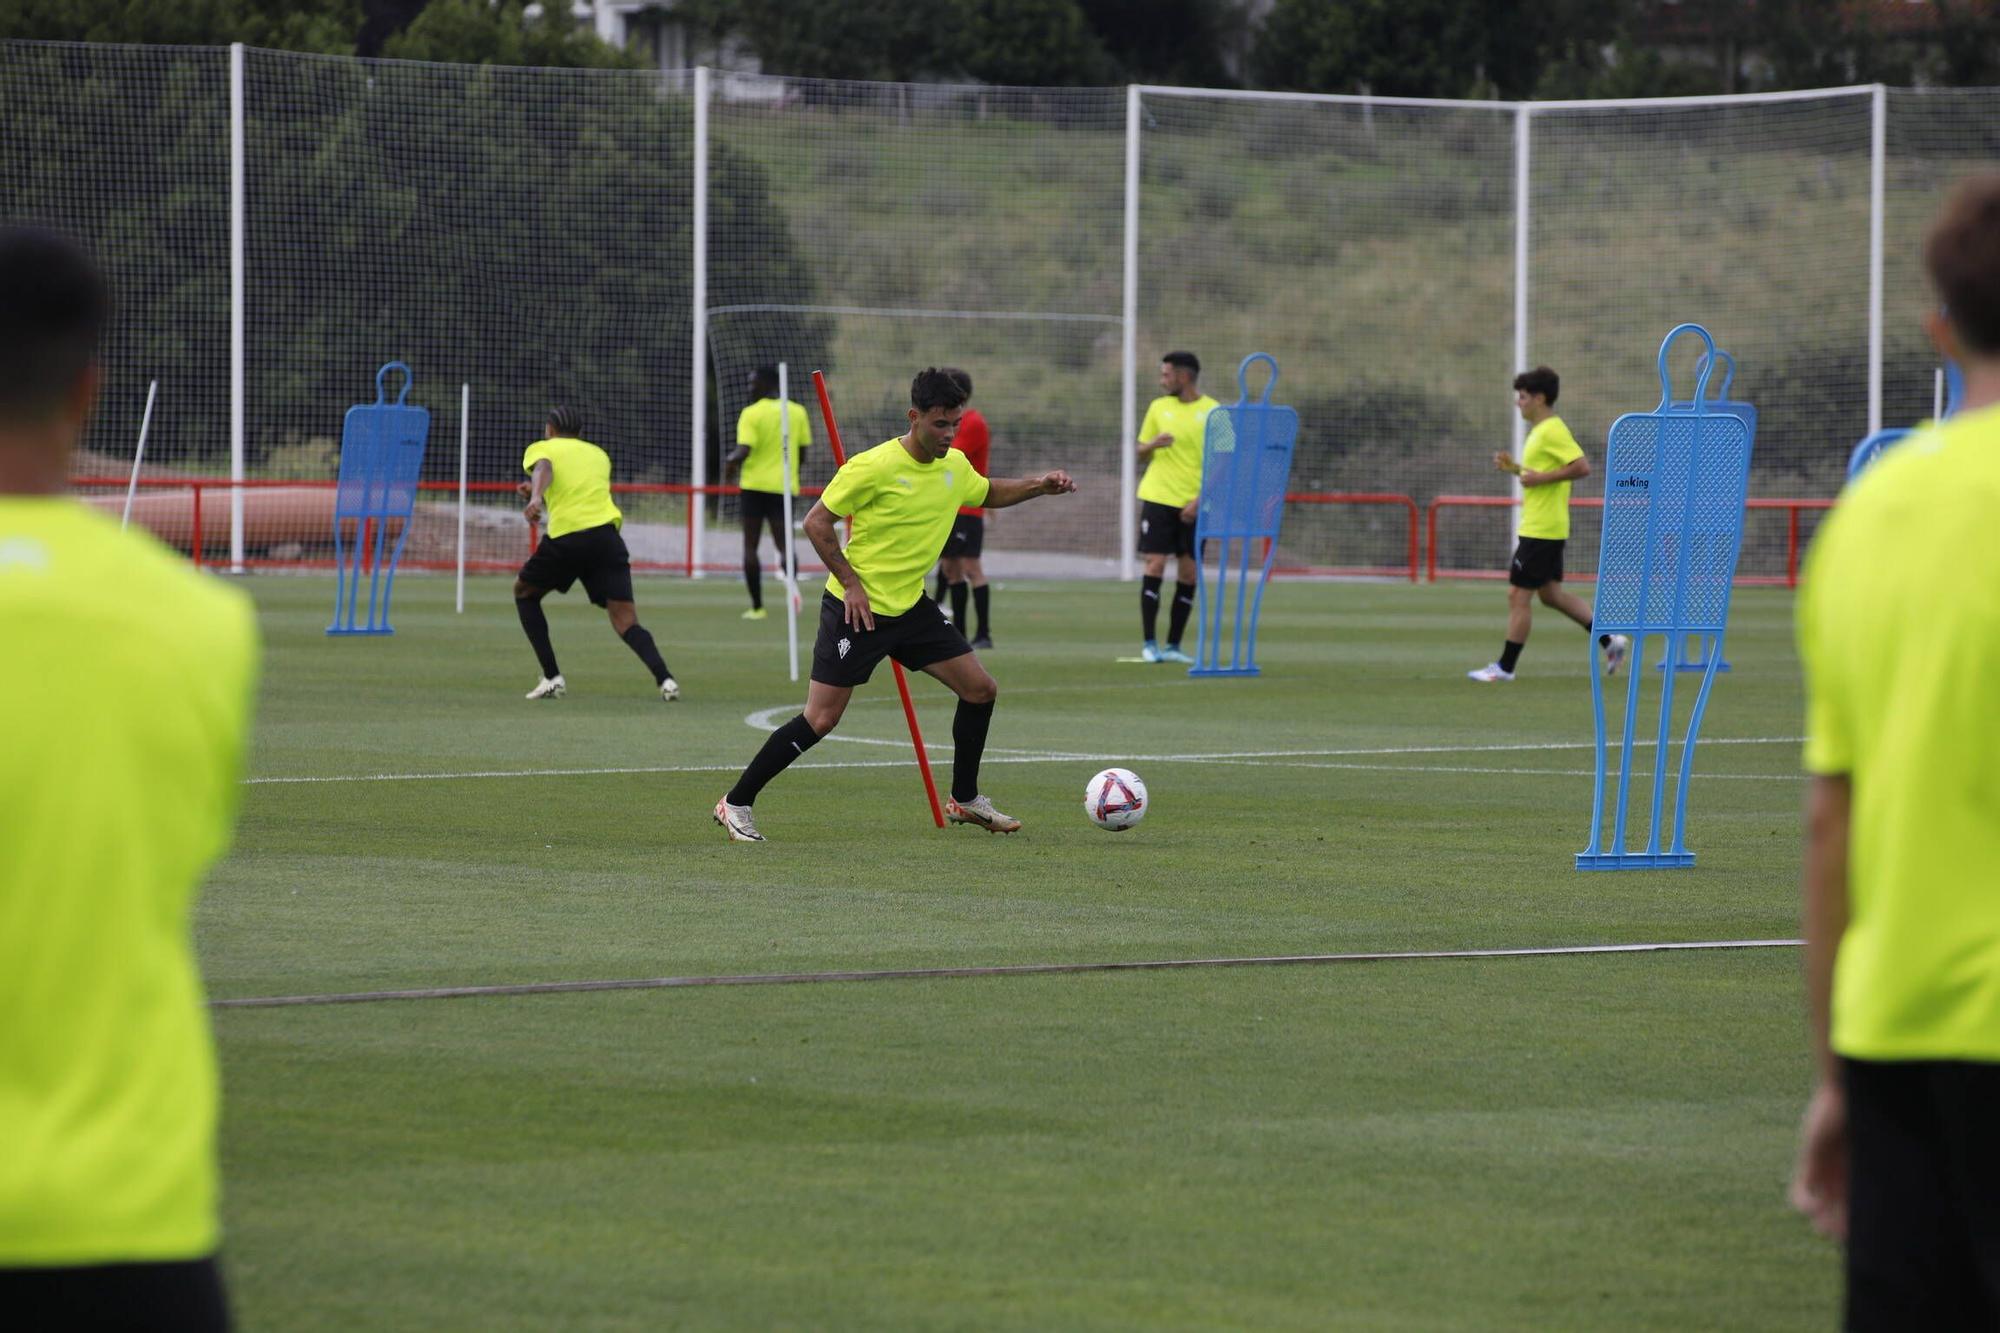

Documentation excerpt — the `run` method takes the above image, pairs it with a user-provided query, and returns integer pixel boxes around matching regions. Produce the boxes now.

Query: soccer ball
[1084,767,1148,831]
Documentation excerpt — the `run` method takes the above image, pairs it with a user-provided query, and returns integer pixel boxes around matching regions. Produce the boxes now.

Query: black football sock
[1166,582,1196,647]
[515,597,560,678]
[620,623,671,686]
[744,550,763,610]
[1140,574,1163,641]
[972,584,990,639]
[951,698,995,803]
[935,571,949,603]
[950,580,969,629]
[1499,640,1524,673]
[726,714,821,807]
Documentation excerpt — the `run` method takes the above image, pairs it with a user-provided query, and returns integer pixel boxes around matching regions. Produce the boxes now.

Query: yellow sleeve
[964,468,991,508]
[1139,399,1163,442]
[736,406,758,447]
[1542,420,1584,466]
[1797,518,1852,775]
[821,453,868,517]
[522,442,549,474]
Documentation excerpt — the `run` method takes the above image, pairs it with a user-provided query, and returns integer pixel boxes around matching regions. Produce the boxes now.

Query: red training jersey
[955,409,990,516]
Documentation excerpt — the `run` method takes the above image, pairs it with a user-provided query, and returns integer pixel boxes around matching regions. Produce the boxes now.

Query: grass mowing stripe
[210,938,1802,1009]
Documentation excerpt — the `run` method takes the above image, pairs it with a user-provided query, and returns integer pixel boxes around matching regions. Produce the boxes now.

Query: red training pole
[811,370,946,829]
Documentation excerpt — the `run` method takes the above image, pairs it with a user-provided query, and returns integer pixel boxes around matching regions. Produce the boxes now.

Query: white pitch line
[1210,760,1803,781]
[245,736,1805,787]
[210,938,1804,1010]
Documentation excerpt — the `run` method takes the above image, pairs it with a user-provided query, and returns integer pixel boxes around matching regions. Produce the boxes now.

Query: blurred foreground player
[0,227,257,1331]
[715,368,1075,841]
[1790,173,2000,1328]
[515,406,680,701]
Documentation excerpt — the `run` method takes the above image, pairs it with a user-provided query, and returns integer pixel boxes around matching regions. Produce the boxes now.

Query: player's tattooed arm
[983,471,1077,509]
[804,500,873,629]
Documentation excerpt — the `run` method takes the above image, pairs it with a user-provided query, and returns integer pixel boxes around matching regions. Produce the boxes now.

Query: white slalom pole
[779,361,799,682]
[121,379,158,531]
[456,382,469,614]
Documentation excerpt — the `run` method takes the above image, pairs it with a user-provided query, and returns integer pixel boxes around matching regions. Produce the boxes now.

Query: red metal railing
[1277,492,1421,583]
[1425,494,1835,588]
[75,476,1427,582]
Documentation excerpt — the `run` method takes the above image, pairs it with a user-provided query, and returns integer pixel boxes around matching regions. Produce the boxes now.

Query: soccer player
[0,227,256,1331]
[714,367,1076,842]
[515,407,679,701]
[1134,350,1216,664]
[1789,173,2000,1326]
[1466,366,1628,682]
[932,366,993,648]
[726,364,811,621]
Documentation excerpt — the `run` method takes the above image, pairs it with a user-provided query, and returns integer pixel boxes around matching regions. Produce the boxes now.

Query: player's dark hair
[546,404,582,436]
[1513,366,1560,406]
[0,227,108,420]
[1162,350,1200,377]
[751,364,778,396]
[910,367,967,413]
[1926,173,2000,354]
[941,366,973,399]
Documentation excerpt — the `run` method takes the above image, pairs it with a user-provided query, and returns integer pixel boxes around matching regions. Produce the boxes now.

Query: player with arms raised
[714,368,1075,842]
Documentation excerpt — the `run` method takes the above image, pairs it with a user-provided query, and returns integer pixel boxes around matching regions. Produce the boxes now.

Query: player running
[1134,350,1217,664]
[714,368,1076,842]
[726,364,811,621]
[514,406,680,701]
[1467,366,1628,682]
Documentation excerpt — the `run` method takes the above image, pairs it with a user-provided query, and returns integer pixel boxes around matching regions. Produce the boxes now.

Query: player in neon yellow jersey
[1790,173,2000,1324]
[1467,365,1628,682]
[727,364,811,620]
[1133,350,1217,663]
[0,227,256,1330]
[715,368,1076,841]
[515,406,680,702]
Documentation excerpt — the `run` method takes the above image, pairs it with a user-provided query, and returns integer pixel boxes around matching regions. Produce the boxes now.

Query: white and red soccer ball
[1084,767,1148,831]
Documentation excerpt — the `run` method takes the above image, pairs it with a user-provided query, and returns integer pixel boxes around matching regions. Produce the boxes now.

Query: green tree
[1075,0,1239,86]
[675,0,961,82]
[1931,0,2000,86]
[0,0,361,51]
[381,0,634,68]
[960,0,1113,86]
[1251,0,1483,97]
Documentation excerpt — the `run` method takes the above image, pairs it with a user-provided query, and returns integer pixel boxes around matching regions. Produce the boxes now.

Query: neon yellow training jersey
[0,498,259,1265]
[1136,394,1218,508]
[1518,415,1585,540]
[523,436,622,538]
[822,437,991,616]
[735,397,812,494]
[1798,400,2000,1062]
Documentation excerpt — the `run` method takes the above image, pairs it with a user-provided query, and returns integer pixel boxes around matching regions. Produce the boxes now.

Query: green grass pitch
[207,575,1834,1329]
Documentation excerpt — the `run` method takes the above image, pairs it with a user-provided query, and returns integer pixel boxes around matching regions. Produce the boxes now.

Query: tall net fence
[1139,91,1516,576]
[1522,91,1875,584]
[706,76,1125,569]
[0,43,229,480]
[8,45,1999,581]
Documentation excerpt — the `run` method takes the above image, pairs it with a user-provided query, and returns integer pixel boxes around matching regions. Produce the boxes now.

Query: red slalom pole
[811,370,947,829]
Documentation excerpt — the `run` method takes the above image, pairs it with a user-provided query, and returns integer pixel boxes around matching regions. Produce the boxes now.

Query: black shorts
[1137,500,1195,558]
[519,522,633,606]
[945,513,985,559]
[739,489,789,529]
[1508,536,1566,588]
[811,592,970,688]
[0,1256,231,1332]
[1843,1057,2000,1329]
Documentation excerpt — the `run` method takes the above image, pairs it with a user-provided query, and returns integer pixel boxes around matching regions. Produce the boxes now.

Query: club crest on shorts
[837,636,851,659]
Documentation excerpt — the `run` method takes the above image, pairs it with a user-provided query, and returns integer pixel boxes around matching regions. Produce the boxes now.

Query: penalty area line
[210,938,1801,1010]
